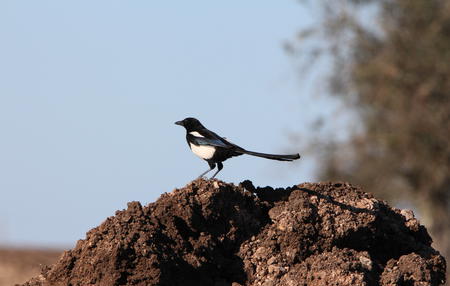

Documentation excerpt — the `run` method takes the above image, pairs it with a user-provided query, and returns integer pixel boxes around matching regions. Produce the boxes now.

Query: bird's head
[175,117,205,132]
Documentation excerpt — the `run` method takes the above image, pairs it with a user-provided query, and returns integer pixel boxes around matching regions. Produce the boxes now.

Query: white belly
[190,143,215,160]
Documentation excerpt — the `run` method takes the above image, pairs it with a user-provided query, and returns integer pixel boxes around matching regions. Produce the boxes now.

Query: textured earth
[22,179,446,286]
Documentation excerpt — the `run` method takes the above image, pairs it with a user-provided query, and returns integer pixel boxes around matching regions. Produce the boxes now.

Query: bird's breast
[189,143,216,160]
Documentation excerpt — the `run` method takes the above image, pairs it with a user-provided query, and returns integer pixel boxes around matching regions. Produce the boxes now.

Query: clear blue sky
[0,1,335,247]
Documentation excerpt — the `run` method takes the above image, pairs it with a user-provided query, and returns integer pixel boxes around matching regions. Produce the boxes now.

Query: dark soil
[22,179,446,286]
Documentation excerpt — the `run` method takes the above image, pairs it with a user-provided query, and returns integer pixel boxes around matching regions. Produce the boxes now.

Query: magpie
[175,117,300,179]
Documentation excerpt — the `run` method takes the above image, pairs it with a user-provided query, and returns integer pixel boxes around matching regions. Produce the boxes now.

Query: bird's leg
[210,162,223,179]
[198,167,213,178]
[197,162,216,179]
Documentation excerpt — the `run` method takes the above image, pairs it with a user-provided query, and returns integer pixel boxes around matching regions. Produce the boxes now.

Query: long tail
[235,149,300,161]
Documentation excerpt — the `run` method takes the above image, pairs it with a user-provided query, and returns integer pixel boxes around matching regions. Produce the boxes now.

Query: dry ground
[0,248,61,286]
[19,180,446,285]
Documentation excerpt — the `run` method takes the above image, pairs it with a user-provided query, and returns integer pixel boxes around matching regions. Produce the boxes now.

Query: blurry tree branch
[292,0,450,278]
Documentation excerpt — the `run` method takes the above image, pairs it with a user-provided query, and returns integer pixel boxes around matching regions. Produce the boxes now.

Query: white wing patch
[189,131,204,137]
[190,143,215,159]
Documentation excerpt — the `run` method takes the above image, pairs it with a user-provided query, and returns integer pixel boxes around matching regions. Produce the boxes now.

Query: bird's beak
[175,120,183,126]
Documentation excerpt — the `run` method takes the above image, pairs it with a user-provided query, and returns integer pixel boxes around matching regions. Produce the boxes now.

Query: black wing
[188,128,240,149]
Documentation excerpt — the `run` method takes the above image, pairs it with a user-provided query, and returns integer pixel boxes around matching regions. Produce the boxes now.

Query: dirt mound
[22,180,446,286]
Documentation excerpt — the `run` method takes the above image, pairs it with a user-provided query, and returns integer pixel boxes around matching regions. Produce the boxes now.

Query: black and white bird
[175,117,300,179]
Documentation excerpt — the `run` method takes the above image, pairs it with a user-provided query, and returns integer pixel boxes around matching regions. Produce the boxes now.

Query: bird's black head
[175,117,205,132]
